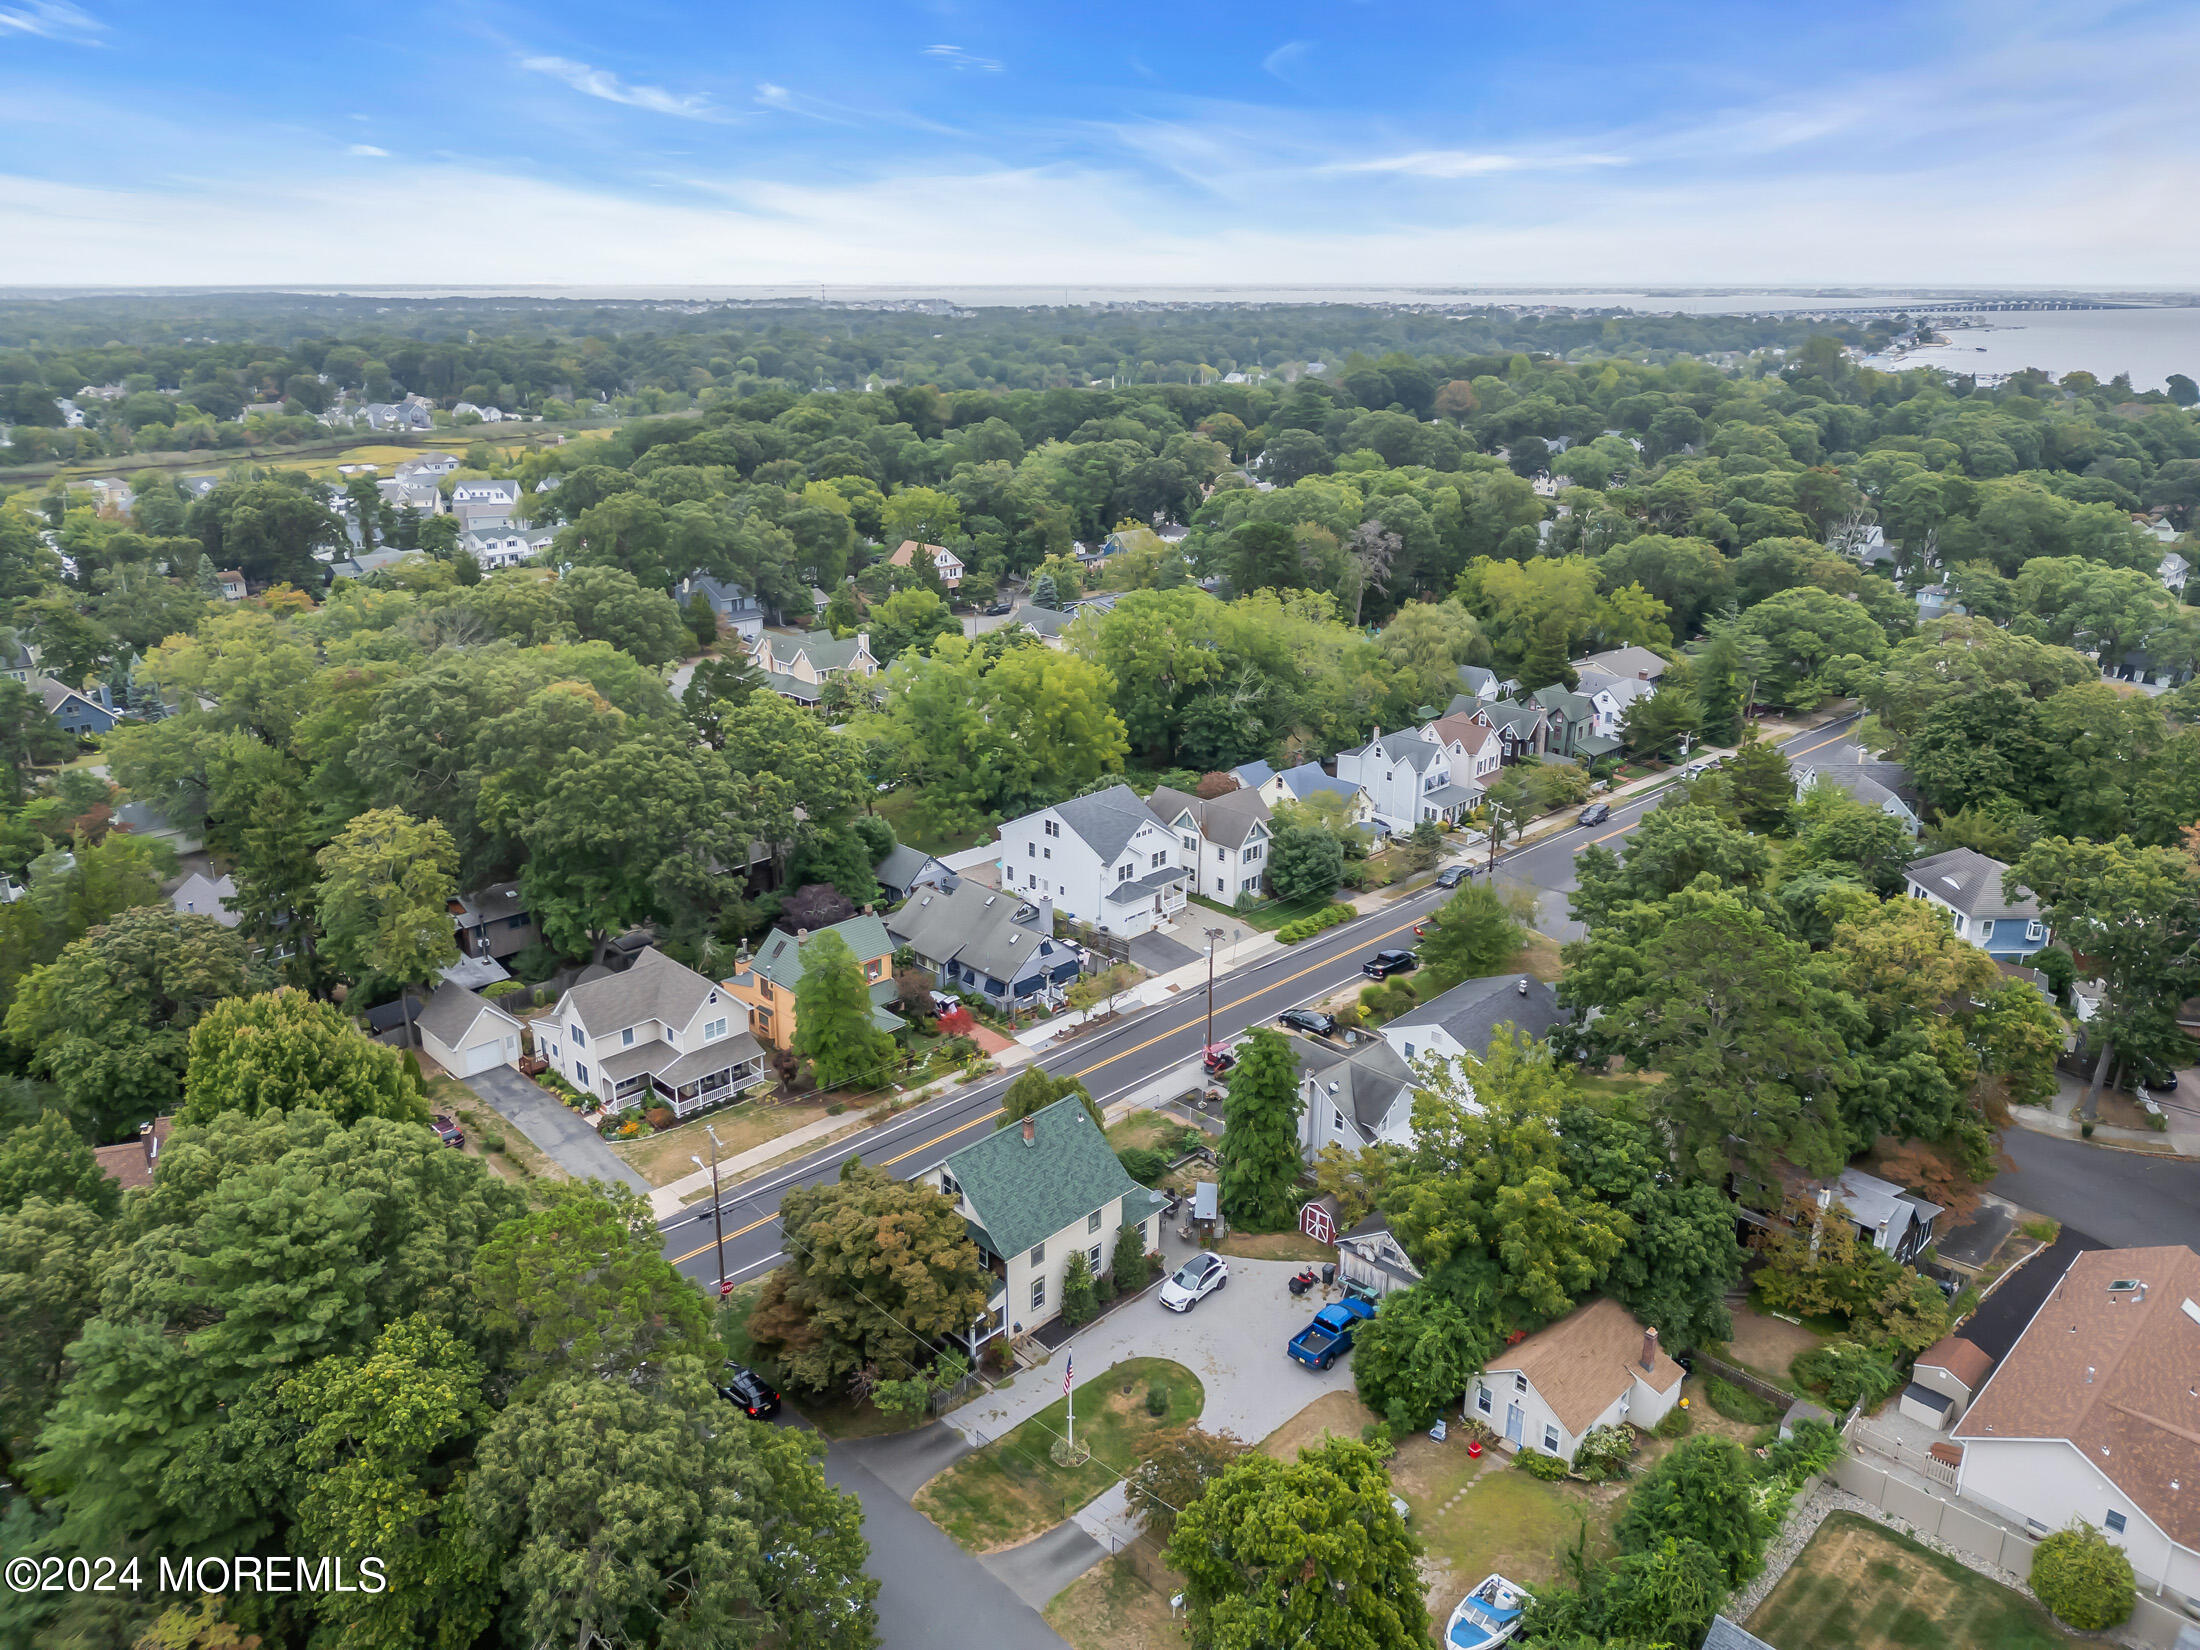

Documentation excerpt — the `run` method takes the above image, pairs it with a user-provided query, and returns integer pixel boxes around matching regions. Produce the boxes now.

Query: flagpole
[1065,1349,1075,1454]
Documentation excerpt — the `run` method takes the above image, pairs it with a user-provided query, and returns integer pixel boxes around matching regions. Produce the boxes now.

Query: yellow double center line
[675,723,1858,1264]
[670,907,1433,1263]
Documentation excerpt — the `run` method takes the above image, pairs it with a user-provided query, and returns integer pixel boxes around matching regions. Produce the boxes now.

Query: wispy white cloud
[345,143,389,157]
[1329,149,1630,178]
[0,1,104,44]
[1261,40,1309,79]
[923,44,1001,72]
[519,54,722,120]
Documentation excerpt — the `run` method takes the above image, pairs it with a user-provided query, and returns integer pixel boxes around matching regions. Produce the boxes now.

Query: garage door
[460,1039,506,1076]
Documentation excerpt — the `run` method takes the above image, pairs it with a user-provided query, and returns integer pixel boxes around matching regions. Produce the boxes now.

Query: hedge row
[1278,903,1357,944]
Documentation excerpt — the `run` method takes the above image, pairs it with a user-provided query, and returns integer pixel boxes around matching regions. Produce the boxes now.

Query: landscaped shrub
[2031,1520,2136,1630]
[643,1104,675,1130]
[1571,1424,1635,1484]
[1145,1381,1170,1418]
[1111,1221,1153,1295]
[1118,1146,1170,1184]
[1514,1447,1570,1481]
[1278,903,1357,944]
[1060,1251,1098,1327]
[481,1131,506,1154]
[1791,1341,1901,1411]
[1655,1405,1693,1439]
[1704,1375,1780,1427]
[482,978,530,1000]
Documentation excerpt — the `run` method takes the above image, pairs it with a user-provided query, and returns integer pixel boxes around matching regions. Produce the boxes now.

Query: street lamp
[691,1121,728,1297]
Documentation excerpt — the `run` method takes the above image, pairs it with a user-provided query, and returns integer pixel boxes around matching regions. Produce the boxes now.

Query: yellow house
[727,912,902,1051]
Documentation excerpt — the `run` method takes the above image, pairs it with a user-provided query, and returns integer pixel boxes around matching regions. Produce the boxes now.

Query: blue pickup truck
[1287,1296,1377,1371]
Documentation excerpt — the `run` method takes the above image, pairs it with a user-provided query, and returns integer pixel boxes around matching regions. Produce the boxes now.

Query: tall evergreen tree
[1216,1028,1304,1231]
[792,930,896,1093]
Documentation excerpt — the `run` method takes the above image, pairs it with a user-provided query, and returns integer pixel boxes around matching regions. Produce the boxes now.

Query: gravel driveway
[462,1065,651,1193]
[950,1242,1361,1448]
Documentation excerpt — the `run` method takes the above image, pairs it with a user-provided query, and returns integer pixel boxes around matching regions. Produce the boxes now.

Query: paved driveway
[950,1245,1361,1448]
[462,1065,651,1193]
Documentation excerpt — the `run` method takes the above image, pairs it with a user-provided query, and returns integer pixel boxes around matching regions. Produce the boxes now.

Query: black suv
[1434,865,1468,888]
[1578,801,1611,826]
[984,600,1014,616]
[1362,949,1419,980]
[716,1362,782,1419]
[1278,1007,1337,1038]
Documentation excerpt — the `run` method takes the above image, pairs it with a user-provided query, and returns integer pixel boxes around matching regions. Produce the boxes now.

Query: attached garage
[416,981,527,1078]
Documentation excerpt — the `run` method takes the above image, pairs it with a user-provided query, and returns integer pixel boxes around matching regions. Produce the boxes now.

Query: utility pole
[1203,925,1227,1053]
[691,1122,728,1296]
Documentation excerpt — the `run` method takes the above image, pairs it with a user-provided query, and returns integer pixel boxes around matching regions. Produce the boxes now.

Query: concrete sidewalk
[2007,1069,2200,1159]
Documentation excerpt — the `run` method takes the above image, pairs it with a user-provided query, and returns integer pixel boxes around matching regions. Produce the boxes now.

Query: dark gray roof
[550,946,728,1038]
[1398,974,1566,1056]
[940,1096,1144,1260]
[1573,646,1667,682]
[1458,664,1499,695]
[1296,1035,1417,1134]
[1480,699,1547,736]
[1145,785,1272,850]
[657,1036,764,1086]
[874,843,937,893]
[1051,784,1167,862]
[1231,760,1275,789]
[1103,865,1190,904]
[1532,683,1594,723]
[456,884,527,925]
[1907,847,2040,921]
[1015,605,1074,638]
[1795,759,1919,815]
[1353,730,1440,771]
[887,880,1058,984]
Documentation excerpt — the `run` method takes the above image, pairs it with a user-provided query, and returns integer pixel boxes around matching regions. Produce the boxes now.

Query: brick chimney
[1022,1117,1035,1146]
[1641,1325,1659,1372]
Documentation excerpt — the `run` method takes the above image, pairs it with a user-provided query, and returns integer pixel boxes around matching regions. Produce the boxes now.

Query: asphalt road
[661,711,1866,1287]
[1488,715,1864,942]
[1998,1127,2200,1251]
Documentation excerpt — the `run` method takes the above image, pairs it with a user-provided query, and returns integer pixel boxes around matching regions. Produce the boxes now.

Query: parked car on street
[1434,864,1468,888]
[1159,1252,1229,1312]
[984,600,1013,616]
[1287,1295,1377,1370]
[715,1362,781,1419]
[1362,949,1419,980]
[1277,1007,1337,1038]
[430,1113,464,1149]
[1578,801,1611,826]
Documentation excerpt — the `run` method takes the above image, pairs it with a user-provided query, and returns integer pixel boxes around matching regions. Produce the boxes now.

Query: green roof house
[920,1095,1161,1349]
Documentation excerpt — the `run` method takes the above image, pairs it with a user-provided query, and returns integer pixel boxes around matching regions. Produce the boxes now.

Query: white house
[1905,847,2048,961]
[919,1096,1161,1349]
[532,946,769,1118]
[1954,1246,2200,1603]
[676,571,766,646]
[415,981,527,1078]
[461,523,556,571]
[1472,1299,1685,1457]
[1294,976,1565,1159]
[1335,1212,1423,1299]
[1255,762,1371,824]
[995,784,1188,938]
[448,478,523,513]
[1420,713,1504,790]
[2160,551,2190,597]
[1334,729,1481,834]
[888,539,964,589]
[395,453,458,481]
[1145,784,1273,903]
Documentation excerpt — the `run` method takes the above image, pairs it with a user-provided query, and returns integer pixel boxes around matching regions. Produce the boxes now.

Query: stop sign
[719,1278,735,1298]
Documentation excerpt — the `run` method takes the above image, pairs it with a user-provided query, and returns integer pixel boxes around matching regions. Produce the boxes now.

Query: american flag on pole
[1063,1350,1073,1394]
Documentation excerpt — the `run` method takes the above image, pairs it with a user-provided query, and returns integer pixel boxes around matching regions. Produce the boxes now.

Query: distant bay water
[34,282,2200,391]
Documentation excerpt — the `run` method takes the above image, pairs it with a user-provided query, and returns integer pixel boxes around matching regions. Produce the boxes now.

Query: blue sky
[1,0,2196,287]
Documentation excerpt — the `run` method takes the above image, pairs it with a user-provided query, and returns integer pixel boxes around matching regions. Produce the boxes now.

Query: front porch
[600,1035,774,1120]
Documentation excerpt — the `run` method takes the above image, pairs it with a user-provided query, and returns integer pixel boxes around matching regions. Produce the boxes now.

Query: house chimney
[1641,1326,1659,1372]
[139,1120,156,1175]
[856,630,870,655]
[796,928,809,941]
[1022,1118,1035,1146]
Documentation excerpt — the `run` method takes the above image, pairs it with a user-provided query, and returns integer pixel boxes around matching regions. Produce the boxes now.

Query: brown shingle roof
[1954,1246,2200,1548]
[1916,1334,1994,1392]
[1486,1297,1684,1435]
[1426,714,1496,757]
[91,1116,175,1191]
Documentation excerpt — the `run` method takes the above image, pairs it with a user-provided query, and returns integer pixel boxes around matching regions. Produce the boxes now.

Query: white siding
[1959,1438,2200,1598]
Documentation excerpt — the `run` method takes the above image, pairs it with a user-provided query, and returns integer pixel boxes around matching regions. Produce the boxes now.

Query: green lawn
[1750,1513,2082,1650]
[872,790,987,858]
[914,1357,1203,1552]
[1397,1450,1618,1600]
[1187,891,1340,933]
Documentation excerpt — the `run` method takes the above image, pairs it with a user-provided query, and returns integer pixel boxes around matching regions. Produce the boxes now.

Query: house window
[1514,1374,1528,1393]
[1215,877,1224,893]
[1403,1042,1415,1059]
[1117,863,1133,882]
[1088,1243,1103,1273]
[571,1026,587,1047]
[2105,1511,2127,1534]
[866,960,882,980]
[1044,819,1060,838]
[1181,834,1197,853]
[1213,845,1224,862]
[576,1063,589,1086]
[1029,1242,1045,1266]
[1543,1424,1561,1453]
[1333,1107,1347,1134]
[1151,851,1166,869]
[704,1017,727,1040]
[1043,847,1051,860]
[1031,1277,1046,1312]
[940,1169,960,1201]
[1028,843,1036,858]
[1978,918,1994,942]
[1476,1386,1493,1414]
[621,1028,635,1047]
[2027,919,2044,941]
[1088,1209,1104,1234]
